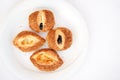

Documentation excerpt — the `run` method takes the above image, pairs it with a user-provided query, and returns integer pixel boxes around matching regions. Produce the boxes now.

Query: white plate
[0,0,88,80]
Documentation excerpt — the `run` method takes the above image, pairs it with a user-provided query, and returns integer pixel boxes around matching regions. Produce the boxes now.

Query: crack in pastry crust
[30,48,63,71]
[13,31,45,52]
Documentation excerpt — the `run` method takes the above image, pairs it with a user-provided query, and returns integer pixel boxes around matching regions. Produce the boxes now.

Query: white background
[0,0,120,80]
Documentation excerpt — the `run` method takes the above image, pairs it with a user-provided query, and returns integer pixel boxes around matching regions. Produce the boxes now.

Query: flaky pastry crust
[13,31,45,52]
[30,48,63,71]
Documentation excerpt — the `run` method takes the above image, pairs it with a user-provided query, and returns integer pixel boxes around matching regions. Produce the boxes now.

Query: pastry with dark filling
[47,27,72,50]
[29,10,55,32]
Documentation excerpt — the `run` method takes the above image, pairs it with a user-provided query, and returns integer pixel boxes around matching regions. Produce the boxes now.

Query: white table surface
[0,0,120,80]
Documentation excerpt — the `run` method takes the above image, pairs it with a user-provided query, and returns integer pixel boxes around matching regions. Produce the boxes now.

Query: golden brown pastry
[47,27,72,50]
[30,48,63,71]
[13,31,45,52]
[29,10,55,32]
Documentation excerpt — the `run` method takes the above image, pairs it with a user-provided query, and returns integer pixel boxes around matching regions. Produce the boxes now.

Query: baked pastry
[13,31,45,52]
[30,48,63,71]
[29,10,55,32]
[47,27,72,50]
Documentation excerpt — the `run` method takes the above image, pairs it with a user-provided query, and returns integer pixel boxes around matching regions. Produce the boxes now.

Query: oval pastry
[29,10,55,32]
[30,48,63,71]
[13,31,45,52]
[47,27,72,50]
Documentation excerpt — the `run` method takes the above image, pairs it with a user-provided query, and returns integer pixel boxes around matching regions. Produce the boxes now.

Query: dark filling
[57,35,62,44]
[39,23,43,30]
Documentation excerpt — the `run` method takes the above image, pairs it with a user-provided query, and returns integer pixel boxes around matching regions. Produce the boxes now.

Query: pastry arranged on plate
[13,9,73,72]
[47,27,72,50]
[30,48,63,71]
[13,31,45,52]
[29,10,55,32]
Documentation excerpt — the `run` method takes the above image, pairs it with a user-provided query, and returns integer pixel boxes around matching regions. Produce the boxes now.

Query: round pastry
[30,48,63,71]
[29,10,55,32]
[47,27,72,50]
[13,31,45,52]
